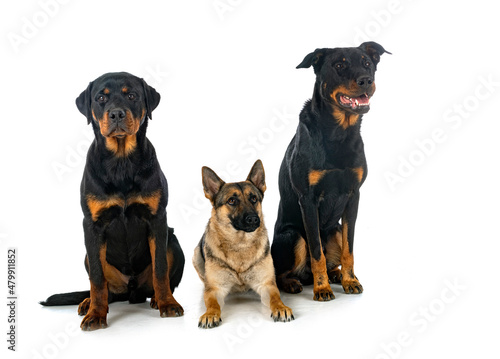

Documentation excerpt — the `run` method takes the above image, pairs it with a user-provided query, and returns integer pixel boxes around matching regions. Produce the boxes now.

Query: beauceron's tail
[39,291,90,306]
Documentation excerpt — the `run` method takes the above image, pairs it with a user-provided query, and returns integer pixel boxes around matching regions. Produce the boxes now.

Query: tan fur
[193,161,293,327]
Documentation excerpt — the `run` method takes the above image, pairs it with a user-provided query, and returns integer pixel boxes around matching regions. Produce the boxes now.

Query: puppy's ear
[202,166,225,203]
[296,48,329,74]
[358,42,391,66]
[141,79,161,121]
[246,160,266,194]
[75,82,93,124]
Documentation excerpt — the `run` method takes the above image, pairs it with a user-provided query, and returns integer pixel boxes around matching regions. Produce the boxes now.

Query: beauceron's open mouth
[338,93,370,111]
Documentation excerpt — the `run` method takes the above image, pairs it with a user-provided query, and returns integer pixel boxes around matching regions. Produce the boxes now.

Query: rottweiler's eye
[250,195,257,204]
[364,61,371,67]
[227,198,236,206]
[334,63,344,70]
[127,93,136,101]
[97,95,107,103]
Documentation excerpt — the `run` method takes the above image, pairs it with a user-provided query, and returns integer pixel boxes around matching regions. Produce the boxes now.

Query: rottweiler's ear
[75,82,93,124]
[202,166,225,203]
[358,42,391,65]
[296,48,328,74]
[246,159,266,194]
[141,79,161,121]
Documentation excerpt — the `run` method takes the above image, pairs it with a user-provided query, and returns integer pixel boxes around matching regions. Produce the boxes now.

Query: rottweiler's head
[202,160,266,234]
[76,72,160,155]
[297,42,390,127]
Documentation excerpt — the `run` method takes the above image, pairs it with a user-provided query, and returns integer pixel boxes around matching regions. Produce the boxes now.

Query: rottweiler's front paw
[159,302,184,317]
[80,310,108,331]
[78,298,91,316]
[198,312,222,329]
[151,296,184,317]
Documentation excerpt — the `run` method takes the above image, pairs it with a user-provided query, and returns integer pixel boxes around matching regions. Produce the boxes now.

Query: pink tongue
[351,95,369,106]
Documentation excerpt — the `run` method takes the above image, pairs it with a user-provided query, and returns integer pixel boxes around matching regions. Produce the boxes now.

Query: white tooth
[355,99,359,106]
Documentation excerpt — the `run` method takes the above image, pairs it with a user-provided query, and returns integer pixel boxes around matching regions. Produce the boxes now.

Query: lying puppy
[193,160,294,328]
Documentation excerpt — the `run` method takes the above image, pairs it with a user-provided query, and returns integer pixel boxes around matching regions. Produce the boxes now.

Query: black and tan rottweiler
[271,42,390,301]
[40,72,184,330]
[193,160,294,328]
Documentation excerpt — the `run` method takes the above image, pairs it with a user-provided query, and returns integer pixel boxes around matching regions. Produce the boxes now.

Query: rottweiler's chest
[85,191,162,273]
[85,190,162,222]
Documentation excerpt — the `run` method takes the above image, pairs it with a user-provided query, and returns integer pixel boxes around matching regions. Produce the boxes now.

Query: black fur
[40,73,184,320]
[271,42,389,298]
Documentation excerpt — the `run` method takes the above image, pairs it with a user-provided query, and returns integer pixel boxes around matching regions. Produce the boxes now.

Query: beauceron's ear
[246,159,266,194]
[75,81,93,124]
[202,166,226,203]
[141,79,161,121]
[358,42,391,65]
[296,48,329,74]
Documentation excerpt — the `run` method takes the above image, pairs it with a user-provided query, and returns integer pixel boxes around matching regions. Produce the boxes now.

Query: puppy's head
[75,72,160,154]
[297,42,390,117]
[202,160,266,233]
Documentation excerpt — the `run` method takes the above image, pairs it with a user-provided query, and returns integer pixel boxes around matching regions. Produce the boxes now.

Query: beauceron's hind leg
[325,229,342,284]
[272,231,311,294]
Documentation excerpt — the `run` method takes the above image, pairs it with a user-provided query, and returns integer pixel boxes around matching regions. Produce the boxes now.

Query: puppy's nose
[109,109,126,122]
[245,214,260,227]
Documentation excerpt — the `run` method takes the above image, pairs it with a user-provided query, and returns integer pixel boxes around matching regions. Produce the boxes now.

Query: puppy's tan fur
[193,160,293,328]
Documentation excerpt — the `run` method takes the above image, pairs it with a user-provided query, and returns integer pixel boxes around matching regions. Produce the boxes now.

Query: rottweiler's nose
[245,214,260,227]
[356,76,373,88]
[109,109,126,122]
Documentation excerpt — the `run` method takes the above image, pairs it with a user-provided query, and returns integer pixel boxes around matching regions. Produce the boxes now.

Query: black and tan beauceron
[271,42,390,301]
[40,72,184,330]
[193,160,294,328]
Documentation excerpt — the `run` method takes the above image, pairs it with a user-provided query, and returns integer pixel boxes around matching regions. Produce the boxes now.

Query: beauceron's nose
[356,76,373,88]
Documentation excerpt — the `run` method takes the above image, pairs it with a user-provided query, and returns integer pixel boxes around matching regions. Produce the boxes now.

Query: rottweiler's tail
[39,291,90,306]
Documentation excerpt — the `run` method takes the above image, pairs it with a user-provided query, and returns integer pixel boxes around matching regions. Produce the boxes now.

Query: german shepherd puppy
[193,160,294,328]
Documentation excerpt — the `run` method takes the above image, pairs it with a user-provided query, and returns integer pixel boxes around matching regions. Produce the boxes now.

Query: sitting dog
[271,42,389,301]
[40,72,184,330]
[193,160,294,328]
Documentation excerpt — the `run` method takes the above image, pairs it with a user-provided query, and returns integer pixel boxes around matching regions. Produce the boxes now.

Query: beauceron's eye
[364,61,371,67]
[97,95,107,103]
[127,93,136,101]
[335,63,344,70]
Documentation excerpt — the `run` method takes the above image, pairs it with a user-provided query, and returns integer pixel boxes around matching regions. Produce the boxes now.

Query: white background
[1,0,499,358]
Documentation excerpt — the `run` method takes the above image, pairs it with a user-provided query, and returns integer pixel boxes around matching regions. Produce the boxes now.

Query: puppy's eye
[364,61,371,67]
[97,95,107,103]
[127,93,136,101]
[227,198,236,206]
[250,195,257,204]
[334,63,344,70]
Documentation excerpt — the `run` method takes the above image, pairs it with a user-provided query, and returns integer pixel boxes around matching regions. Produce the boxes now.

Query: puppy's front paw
[271,305,294,322]
[151,295,184,317]
[198,312,222,329]
[78,298,91,316]
[80,310,108,331]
